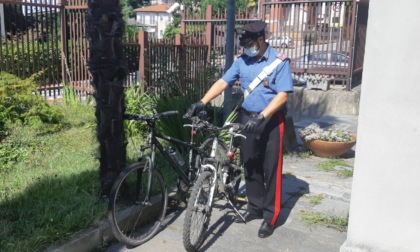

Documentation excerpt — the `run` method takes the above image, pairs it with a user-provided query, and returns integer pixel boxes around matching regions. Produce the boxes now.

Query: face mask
[244,45,259,57]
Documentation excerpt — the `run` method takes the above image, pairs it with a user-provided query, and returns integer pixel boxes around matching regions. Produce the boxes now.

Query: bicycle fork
[201,163,246,222]
[201,164,217,215]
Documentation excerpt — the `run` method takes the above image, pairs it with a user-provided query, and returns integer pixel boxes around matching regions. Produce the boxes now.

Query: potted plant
[299,123,356,158]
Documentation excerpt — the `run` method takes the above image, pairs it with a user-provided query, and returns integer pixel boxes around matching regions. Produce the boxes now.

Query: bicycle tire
[195,137,229,169]
[178,137,228,200]
[108,162,168,247]
[183,170,214,252]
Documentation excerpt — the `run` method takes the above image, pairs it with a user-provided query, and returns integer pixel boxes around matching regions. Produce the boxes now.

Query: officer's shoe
[234,212,263,223]
[258,222,275,238]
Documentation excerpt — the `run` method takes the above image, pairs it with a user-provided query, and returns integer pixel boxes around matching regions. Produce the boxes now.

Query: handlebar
[124,110,179,122]
[224,122,246,139]
[125,111,245,139]
[187,117,246,139]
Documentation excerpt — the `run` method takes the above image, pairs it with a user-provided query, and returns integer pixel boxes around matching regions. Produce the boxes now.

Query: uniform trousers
[240,109,285,226]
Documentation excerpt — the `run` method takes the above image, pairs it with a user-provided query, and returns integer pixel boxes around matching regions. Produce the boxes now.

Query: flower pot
[302,135,356,158]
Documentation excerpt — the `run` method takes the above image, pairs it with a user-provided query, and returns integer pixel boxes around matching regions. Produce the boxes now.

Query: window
[160,15,163,21]
[138,14,145,24]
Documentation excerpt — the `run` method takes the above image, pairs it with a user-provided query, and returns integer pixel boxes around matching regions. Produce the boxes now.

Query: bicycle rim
[108,163,168,247]
[183,171,214,251]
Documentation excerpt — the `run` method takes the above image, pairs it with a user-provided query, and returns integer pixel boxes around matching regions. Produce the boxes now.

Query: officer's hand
[242,114,265,133]
[183,101,204,118]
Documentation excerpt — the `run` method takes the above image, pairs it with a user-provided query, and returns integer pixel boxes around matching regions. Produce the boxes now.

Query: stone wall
[287,86,361,121]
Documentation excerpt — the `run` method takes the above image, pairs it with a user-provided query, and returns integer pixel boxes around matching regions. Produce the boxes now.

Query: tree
[164,13,182,39]
[87,0,128,198]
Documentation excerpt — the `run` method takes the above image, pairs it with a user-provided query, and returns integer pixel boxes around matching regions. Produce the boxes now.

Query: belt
[239,108,285,118]
[239,108,261,118]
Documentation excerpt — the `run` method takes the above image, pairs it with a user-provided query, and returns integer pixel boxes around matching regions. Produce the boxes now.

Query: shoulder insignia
[276,52,288,61]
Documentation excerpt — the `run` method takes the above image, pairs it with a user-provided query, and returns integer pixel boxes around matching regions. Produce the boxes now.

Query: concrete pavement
[48,114,357,252]
[104,114,357,252]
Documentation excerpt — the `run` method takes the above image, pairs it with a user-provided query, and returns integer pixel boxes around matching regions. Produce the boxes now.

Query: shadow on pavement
[200,201,245,251]
[277,174,310,227]
[200,174,310,249]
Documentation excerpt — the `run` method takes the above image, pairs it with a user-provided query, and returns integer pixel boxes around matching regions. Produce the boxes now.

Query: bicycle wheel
[183,171,214,252]
[178,137,228,200]
[108,162,168,247]
[195,137,229,170]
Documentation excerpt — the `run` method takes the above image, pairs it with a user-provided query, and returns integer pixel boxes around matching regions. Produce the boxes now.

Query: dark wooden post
[87,0,127,198]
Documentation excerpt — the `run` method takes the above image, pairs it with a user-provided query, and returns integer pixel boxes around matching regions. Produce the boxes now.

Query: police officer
[184,20,293,238]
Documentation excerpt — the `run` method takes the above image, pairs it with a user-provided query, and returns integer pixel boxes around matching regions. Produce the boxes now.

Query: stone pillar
[340,1,420,251]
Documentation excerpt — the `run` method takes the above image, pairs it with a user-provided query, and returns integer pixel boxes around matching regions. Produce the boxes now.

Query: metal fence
[0,0,62,98]
[0,0,213,99]
[0,0,368,97]
[181,0,369,90]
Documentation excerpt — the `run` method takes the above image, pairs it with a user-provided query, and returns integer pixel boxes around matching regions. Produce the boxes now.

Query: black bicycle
[183,121,246,252]
[108,110,229,247]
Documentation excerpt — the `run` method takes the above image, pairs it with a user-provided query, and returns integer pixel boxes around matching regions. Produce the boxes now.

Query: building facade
[134,4,173,39]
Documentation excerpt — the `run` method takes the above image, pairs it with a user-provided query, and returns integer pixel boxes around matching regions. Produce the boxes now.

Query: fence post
[138,31,149,92]
[60,0,68,86]
[205,5,212,62]
[175,33,182,46]
[176,33,186,93]
[259,0,266,20]
[181,16,186,34]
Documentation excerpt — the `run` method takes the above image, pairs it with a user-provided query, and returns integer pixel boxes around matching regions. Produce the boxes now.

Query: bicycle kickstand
[226,197,246,223]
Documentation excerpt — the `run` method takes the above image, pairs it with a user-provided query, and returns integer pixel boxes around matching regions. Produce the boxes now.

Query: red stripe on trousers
[270,113,285,226]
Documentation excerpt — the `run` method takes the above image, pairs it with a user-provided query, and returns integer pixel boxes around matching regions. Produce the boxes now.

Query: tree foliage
[164,13,182,39]
[0,72,64,140]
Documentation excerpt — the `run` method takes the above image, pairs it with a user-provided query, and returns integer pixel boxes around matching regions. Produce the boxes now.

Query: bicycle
[182,121,246,252]
[107,110,229,247]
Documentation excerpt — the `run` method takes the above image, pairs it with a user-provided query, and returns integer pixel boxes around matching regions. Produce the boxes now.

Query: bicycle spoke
[108,163,167,246]
[183,171,214,251]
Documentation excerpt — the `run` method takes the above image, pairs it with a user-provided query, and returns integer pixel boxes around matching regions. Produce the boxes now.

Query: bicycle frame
[199,123,245,212]
[138,116,212,187]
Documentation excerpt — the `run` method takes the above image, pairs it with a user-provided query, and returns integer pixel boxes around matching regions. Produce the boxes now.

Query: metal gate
[261,0,368,90]
[64,0,91,97]
[0,0,63,97]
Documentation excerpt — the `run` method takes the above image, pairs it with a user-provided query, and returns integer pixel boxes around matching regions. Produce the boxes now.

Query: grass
[0,104,108,252]
[0,100,184,252]
[299,210,348,232]
[316,159,353,177]
[306,193,324,205]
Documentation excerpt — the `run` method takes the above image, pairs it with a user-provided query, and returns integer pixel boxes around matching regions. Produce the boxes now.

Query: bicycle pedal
[235,196,248,203]
[168,198,178,205]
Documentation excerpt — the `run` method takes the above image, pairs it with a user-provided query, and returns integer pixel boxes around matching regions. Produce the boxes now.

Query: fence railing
[181,0,368,90]
[0,0,368,97]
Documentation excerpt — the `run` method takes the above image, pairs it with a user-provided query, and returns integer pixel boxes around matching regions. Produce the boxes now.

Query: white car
[266,35,294,48]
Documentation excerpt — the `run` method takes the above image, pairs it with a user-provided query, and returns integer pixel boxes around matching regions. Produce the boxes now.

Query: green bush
[0,72,64,140]
[124,82,157,137]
